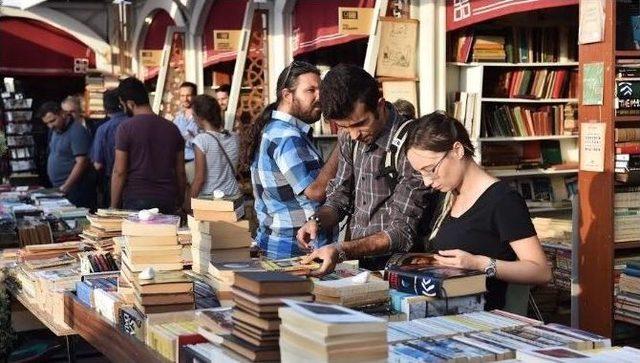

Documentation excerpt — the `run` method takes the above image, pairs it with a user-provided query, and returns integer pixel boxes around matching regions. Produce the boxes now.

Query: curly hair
[238,61,319,175]
[320,63,381,120]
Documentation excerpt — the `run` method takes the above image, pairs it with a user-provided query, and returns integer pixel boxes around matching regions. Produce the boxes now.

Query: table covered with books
[2,192,640,362]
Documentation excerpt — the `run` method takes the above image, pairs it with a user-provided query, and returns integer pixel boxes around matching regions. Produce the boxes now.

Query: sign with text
[140,50,162,68]
[338,7,374,35]
[578,0,605,44]
[582,62,604,105]
[580,122,605,172]
[213,30,242,51]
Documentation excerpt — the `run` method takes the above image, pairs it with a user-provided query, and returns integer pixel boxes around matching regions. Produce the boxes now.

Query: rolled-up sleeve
[383,153,431,252]
[324,133,353,220]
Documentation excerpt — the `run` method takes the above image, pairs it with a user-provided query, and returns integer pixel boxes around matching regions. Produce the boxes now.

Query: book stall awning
[292,0,374,56]
[446,0,578,31]
[202,0,248,68]
[142,9,175,81]
[0,17,95,76]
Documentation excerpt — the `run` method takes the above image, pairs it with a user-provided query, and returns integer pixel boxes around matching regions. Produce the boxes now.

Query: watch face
[486,266,496,277]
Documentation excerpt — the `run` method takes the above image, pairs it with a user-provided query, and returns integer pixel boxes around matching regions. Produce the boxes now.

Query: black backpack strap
[380,119,416,189]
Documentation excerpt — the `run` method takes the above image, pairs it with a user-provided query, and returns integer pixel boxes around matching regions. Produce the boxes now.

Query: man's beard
[291,97,321,124]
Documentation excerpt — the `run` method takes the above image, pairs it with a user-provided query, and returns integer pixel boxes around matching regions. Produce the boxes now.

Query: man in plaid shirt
[297,64,433,274]
[250,61,339,259]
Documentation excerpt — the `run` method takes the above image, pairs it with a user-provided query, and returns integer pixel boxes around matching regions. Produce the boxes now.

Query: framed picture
[382,80,418,113]
[376,17,418,79]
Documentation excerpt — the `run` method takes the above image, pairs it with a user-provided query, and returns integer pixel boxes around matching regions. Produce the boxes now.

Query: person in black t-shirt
[404,111,552,310]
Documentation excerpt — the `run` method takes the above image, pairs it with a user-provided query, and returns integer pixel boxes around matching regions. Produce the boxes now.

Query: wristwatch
[307,215,322,232]
[335,243,347,263]
[484,258,497,278]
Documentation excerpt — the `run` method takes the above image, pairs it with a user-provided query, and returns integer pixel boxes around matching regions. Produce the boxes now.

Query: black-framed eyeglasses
[424,151,448,179]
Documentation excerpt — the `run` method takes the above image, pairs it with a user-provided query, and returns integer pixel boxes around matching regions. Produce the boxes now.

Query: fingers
[296,228,310,249]
[309,257,333,277]
[437,249,461,257]
[300,250,318,265]
[433,254,457,267]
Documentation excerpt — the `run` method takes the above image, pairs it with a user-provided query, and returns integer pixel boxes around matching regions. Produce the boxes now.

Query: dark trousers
[65,171,97,211]
[122,198,176,215]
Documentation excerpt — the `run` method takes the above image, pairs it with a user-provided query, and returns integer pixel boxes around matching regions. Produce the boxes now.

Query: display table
[63,292,171,363]
[12,290,75,336]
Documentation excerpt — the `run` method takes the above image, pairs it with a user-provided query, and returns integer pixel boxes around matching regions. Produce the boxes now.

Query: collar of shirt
[175,110,195,123]
[55,116,74,134]
[271,110,313,137]
[367,103,399,152]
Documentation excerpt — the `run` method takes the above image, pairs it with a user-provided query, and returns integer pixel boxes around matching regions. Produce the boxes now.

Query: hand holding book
[433,249,489,272]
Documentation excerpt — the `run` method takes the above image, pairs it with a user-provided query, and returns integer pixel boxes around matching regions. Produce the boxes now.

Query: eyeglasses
[423,151,448,179]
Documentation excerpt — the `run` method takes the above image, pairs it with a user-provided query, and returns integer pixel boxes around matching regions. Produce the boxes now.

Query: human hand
[300,244,338,277]
[433,249,486,271]
[296,220,318,250]
[59,184,69,194]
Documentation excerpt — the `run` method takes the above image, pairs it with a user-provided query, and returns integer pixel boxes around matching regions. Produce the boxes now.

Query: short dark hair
[179,81,197,94]
[117,77,149,106]
[192,94,223,129]
[37,101,62,118]
[216,84,231,94]
[320,64,381,120]
[394,99,416,120]
[103,88,121,114]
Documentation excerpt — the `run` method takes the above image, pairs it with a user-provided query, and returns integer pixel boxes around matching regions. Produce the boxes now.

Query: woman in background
[405,111,551,310]
[190,94,240,197]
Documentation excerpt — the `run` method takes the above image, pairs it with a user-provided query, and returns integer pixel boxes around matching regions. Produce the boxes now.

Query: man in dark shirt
[91,88,128,207]
[297,64,432,275]
[38,101,96,209]
[110,77,186,214]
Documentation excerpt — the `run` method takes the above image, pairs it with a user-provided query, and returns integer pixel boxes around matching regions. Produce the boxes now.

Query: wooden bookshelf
[577,0,616,339]
[614,241,640,250]
[478,135,579,142]
[488,168,579,178]
[615,115,640,122]
[449,62,579,68]
[481,98,579,104]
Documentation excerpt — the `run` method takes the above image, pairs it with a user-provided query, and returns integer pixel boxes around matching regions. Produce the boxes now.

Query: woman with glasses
[405,111,551,311]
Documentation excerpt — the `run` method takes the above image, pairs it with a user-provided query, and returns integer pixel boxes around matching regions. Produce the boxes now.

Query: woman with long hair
[405,111,552,311]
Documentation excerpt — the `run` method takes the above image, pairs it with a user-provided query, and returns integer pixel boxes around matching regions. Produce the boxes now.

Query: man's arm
[60,156,89,193]
[110,150,128,208]
[175,150,187,208]
[303,145,339,202]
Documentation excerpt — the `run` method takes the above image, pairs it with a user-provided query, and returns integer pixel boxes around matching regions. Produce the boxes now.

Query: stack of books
[222,271,313,362]
[120,266,195,314]
[279,300,388,363]
[389,289,485,321]
[471,35,506,62]
[615,185,640,241]
[17,219,53,245]
[615,129,640,184]
[146,320,207,362]
[120,214,182,272]
[615,259,640,325]
[195,307,233,344]
[207,259,263,303]
[190,195,253,260]
[312,267,389,308]
[81,209,130,253]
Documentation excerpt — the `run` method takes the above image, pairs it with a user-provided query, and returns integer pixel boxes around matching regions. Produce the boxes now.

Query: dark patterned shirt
[324,105,431,252]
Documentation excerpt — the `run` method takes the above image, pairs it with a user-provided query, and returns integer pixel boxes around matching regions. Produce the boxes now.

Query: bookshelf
[577,0,640,340]
[2,95,36,179]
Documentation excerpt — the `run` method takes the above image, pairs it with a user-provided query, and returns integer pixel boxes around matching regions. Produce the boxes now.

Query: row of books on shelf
[85,73,119,118]
[614,256,640,326]
[451,92,477,138]
[614,185,640,242]
[481,139,574,169]
[3,110,32,122]
[489,68,577,100]
[453,26,576,64]
[482,103,577,138]
[615,130,640,183]
[616,61,640,116]
[504,175,576,210]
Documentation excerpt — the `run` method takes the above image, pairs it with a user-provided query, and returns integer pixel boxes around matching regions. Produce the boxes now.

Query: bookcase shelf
[529,206,573,213]
[486,168,579,178]
[614,241,640,250]
[448,62,579,67]
[615,50,640,57]
[482,98,579,104]
[615,115,640,122]
[478,135,578,142]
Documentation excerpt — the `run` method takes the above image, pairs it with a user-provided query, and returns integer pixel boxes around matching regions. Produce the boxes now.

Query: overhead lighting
[1,0,47,10]
[113,0,132,5]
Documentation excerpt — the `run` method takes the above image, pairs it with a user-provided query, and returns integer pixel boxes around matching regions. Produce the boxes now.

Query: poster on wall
[213,30,242,51]
[578,0,605,44]
[338,7,374,35]
[582,62,604,106]
[382,81,418,113]
[376,18,418,79]
[580,122,605,172]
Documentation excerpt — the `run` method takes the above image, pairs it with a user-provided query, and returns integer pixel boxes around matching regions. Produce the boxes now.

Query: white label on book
[580,122,605,172]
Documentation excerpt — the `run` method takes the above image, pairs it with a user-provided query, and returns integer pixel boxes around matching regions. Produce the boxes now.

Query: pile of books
[614,185,640,241]
[615,129,640,184]
[615,258,640,325]
[75,272,118,308]
[222,271,313,362]
[312,266,389,308]
[120,214,182,272]
[388,311,612,361]
[390,289,485,321]
[483,104,576,137]
[17,218,53,245]
[279,300,388,363]
[121,266,194,315]
[533,217,573,247]
[195,307,233,344]
[207,259,263,303]
[190,195,253,262]
[146,319,207,361]
[81,209,130,253]
[471,35,506,62]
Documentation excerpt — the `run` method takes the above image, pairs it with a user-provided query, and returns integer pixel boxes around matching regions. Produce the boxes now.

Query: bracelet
[307,215,322,232]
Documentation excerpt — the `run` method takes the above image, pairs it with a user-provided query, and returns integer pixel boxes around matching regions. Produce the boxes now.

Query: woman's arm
[434,236,552,286]
[190,146,206,198]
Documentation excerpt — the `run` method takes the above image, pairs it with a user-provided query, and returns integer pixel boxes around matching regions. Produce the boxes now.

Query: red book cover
[552,70,567,98]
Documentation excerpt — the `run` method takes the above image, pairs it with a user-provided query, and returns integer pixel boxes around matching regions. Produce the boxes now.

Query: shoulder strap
[382,118,416,184]
[204,132,237,175]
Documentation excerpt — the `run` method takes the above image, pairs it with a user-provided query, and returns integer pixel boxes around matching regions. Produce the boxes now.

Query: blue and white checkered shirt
[251,110,332,259]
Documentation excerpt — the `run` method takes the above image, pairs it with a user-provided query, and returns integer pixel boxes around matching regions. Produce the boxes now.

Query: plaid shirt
[251,111,331,259]
[324,105,431,252]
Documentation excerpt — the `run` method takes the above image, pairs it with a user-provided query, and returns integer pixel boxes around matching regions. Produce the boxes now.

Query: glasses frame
[423,150,449,179]
[281,60,302,91]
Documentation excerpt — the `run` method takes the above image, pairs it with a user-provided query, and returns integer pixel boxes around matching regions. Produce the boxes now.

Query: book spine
[387,271,442,298]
